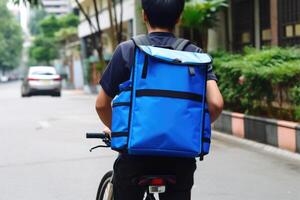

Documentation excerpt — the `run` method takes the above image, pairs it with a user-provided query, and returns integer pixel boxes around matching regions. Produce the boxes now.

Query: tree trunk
[107,0,117,49]
[202,28,208,52]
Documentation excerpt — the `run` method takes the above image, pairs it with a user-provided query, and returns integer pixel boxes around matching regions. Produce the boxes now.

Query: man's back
[95,1,223,199]
[99,32,218,200]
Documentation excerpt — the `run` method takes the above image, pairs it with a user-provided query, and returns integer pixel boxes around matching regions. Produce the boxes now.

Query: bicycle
[86,132,177,200]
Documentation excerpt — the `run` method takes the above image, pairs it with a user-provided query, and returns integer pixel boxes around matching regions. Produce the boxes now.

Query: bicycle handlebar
[86,133,107,139]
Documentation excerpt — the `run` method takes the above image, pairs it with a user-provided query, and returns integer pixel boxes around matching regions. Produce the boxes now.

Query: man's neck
[147,27,172,34]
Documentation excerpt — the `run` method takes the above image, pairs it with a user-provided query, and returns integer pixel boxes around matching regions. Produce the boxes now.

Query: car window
[29,67,57,76]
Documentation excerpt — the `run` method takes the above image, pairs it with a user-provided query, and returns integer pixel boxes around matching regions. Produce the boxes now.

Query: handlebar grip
[86,133,106,139]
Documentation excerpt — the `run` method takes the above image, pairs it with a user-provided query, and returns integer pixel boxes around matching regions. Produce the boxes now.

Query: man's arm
[95,87,113,129]
[206,80,223,123]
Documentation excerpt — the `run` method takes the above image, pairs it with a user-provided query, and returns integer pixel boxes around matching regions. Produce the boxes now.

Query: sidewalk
[213,130,300,161]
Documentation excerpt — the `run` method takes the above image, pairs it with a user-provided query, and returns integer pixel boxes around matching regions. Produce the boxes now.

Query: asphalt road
[0,82,300,200]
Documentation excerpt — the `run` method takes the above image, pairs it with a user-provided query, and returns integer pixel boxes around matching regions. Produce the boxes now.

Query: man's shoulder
[118,40,135,50]
[116,37,202,53]
[183,41,203,53]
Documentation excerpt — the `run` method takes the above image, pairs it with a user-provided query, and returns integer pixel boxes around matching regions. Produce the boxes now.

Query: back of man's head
[141,0,185,31]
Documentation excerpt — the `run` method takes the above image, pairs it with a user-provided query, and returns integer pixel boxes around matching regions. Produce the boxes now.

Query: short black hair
[141,0,185,30]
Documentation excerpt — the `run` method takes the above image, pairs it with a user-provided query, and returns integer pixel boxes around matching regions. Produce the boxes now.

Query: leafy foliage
[212,47,300,121]
[290,86,300,105]
[29,36,58,65]
[0,0,23,72]
[55,27,78,42]
[39,16,62,37]
[29,13,79,64]
[181,0,227,30]
[60,13,80,28]
[54,14,80,42]
[181,0,227,49]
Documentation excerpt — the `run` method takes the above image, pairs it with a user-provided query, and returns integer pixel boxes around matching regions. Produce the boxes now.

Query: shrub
[290,86,300,105]
[212,47,300,121]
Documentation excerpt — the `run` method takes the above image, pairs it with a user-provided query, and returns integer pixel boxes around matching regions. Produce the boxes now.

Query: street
[0,82,300,200]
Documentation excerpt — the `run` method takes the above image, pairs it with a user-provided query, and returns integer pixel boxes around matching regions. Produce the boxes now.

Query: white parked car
[0,75,9,82]
[21,66,62,97]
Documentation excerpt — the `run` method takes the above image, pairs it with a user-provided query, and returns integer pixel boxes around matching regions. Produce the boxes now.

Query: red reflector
[27,77,39,81]
[53,77,61,81]
[150,178,164,186]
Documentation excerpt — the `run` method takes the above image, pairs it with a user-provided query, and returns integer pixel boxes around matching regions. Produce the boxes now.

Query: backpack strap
[171,38,190,51]
[132,34,152,46]
[132,35,190,51]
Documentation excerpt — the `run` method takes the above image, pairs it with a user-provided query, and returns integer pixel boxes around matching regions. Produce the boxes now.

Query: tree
[29,36,58,65]
[55,14,80,43]
[39,15,62,37]
[29,13,79,65]
[14,0,124,52]
[181,0,227,50]
[0,0,23,74]
[60,13,80,28]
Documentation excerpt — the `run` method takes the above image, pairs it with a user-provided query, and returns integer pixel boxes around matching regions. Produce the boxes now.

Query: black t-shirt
[100,32,217,98]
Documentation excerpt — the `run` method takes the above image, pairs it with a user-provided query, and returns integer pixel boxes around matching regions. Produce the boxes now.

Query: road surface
[0,82,299,200]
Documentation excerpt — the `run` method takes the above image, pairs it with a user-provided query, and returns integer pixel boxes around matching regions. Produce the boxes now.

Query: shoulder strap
[171,38,190,51]
[131,34,152,46]
[132,35,190,51]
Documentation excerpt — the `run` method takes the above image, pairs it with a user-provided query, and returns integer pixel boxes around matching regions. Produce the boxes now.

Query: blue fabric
[111,136,128,149]
[139,45,212,65]
[99,32,217,98]
[111,45,212,157]
[111,91,131,150]
[111,104,130,133]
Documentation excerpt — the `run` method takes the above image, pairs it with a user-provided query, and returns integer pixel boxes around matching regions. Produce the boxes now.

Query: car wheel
[52,92,61,97]
[21,91,29,97]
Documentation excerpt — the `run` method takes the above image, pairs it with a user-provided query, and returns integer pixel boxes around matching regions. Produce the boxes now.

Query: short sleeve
[99,44,130,98]
[185,44,218,82]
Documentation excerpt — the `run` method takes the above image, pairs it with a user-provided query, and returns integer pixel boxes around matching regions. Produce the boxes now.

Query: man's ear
[176,16,182,25]
[142,9,148,23]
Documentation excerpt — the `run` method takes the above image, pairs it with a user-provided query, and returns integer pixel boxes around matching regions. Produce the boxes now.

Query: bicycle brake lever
[89,145,110,152]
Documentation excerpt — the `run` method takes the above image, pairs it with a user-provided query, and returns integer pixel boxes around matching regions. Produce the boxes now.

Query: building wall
[211,0,300,52]
[77,0,143,58]
[42,0,72,16]
[77,0,135,39]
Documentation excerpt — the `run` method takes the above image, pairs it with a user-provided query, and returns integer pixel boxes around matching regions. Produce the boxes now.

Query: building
[209,0,300,52]
[77,0,141,58]
[76,0,300,89]
[76,0,144,88]
[42,0,72,16]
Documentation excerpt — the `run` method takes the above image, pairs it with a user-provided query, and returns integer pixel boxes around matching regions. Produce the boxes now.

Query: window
[285,25,294,37]
[278,0,300,46]
[232,0,255,51]
[295,24,300,36]
[260,0,271,46]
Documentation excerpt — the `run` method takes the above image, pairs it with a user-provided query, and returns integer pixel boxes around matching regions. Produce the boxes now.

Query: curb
[213,111,300,154]
[212,130,300,161]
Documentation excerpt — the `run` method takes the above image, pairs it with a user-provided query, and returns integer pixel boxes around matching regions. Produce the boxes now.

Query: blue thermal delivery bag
[111,36,212,159]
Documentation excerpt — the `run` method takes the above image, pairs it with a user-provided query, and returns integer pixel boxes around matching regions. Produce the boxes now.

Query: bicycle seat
[137,175,176,186]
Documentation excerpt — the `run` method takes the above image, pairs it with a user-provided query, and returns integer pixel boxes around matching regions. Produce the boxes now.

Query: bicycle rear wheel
[96,170,113,200]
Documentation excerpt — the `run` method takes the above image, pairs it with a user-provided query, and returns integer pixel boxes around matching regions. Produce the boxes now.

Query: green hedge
[211,47,300,121]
